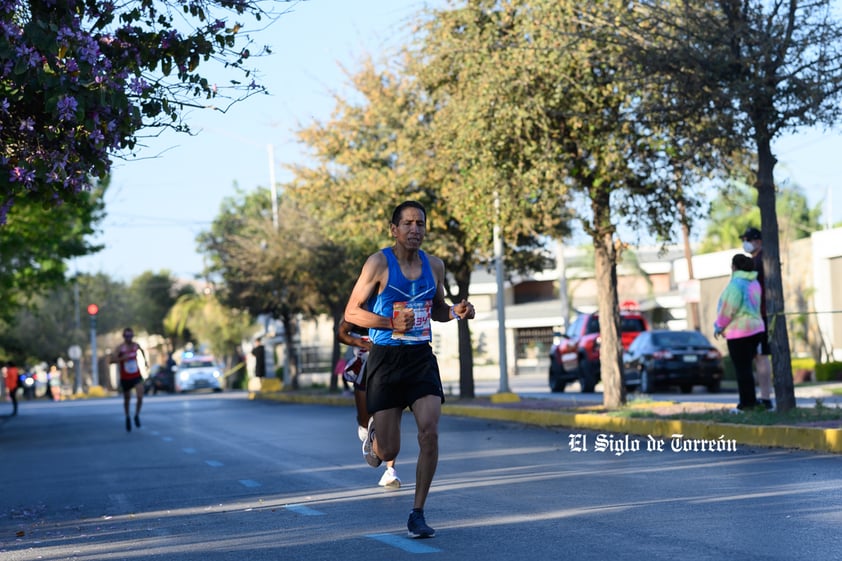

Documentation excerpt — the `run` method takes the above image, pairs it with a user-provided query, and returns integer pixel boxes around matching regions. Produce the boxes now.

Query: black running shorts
[365,343,444,414]
[120,376,142,393]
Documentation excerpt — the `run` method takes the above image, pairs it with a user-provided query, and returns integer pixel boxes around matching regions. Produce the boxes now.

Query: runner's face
[123,331,133,341]
[392,207,426,250]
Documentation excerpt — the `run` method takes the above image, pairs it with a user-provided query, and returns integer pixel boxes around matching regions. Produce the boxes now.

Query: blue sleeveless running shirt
[369,247,436,346]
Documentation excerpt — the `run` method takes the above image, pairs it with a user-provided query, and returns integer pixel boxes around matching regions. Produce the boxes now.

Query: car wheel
[549,364,566,393]
[679,384,693,394]
[706,380,721,394]
[639,369,653,394]
[579,359,598,393]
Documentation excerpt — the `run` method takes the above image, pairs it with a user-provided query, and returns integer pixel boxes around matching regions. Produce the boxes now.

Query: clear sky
[72,0,842,282]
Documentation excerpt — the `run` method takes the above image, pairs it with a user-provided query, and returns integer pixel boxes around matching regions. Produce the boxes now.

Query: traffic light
[87,303,98,316]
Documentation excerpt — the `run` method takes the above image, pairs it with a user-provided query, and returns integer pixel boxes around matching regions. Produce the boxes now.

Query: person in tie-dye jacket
[713,254,765,411]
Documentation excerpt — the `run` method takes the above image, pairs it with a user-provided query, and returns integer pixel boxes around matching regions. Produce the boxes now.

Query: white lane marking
[284,504,325,516]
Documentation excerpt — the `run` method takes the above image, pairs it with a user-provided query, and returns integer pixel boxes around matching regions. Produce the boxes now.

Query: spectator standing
[252,338,266,378]
[4,361,19,415]
[714,254,765,411]
[48,364,62,401]
[741,226,774,409]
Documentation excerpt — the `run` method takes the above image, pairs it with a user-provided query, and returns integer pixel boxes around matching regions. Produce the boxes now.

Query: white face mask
[742,241,755,253]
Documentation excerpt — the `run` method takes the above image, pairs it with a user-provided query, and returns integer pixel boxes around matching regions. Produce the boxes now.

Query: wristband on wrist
[390,316,395,330]
[450,305,460,320]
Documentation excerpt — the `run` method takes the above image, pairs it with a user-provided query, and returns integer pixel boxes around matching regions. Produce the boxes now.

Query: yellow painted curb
[440,404,842,454]
[260,378,283,392]
[490,392,521,404]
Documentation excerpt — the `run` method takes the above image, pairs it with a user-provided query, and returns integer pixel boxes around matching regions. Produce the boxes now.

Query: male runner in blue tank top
[344,200,475,539]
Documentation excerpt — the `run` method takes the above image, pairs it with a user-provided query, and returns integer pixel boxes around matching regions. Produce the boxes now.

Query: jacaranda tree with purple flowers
[0,0,290,224]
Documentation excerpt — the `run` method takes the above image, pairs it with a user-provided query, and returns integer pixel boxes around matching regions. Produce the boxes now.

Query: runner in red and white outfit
[110,327,147,432]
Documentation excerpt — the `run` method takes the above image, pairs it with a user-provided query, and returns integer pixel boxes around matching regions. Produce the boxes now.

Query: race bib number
[391,300,432,342]
[124,359,139,374]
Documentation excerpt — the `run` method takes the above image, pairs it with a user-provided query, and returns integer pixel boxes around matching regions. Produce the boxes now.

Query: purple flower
[77,37,100,65]
[19,117,34,132]
[9,166,35,185]
[57,26,76,44]
[15,44,41,68]
[57,95,78,121]
[129,77,149,95]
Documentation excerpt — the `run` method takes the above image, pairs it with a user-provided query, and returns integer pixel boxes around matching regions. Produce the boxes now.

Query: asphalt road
[2,392,841,561]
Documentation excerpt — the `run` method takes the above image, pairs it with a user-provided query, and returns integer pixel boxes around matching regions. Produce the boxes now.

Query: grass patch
[615,399,842,426]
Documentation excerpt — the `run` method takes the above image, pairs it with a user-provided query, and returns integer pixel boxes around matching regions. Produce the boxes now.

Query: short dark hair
[391,200,426,226]
[732,253,754,272]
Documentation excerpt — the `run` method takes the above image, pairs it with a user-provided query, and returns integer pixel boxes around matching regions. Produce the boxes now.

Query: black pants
[8,385,18,415]
[727,333,762,408]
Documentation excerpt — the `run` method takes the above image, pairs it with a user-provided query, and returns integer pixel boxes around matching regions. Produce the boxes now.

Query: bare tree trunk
[593,222,625,408]
[756,138,795,411]
[329,312,342,393]
[282,315,299,390]
[448,271,476,399]
[457,319,475,398]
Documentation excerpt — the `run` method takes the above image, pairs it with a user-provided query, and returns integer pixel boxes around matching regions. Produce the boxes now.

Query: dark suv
[549,310,649,393]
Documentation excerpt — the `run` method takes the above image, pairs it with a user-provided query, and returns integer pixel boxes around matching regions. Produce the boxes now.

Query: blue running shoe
[407,509,435,539]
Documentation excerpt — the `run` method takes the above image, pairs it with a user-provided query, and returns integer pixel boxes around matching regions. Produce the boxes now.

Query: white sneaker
[379,466,401,489]
[362,417,381,467]
[357,424,368,442]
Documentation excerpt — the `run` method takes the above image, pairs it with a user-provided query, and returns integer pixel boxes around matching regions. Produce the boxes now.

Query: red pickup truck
[549,309,649,393]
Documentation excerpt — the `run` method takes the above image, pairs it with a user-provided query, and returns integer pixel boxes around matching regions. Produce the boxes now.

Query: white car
[175,356,223,393]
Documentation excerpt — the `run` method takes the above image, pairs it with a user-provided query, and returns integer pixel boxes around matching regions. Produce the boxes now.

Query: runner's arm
[345,252,392,330]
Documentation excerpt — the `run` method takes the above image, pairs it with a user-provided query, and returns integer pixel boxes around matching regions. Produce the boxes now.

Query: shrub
[815,362,842,382]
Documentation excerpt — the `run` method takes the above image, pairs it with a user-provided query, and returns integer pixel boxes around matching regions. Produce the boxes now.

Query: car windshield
[620,318,646,332]
[651,331,709,347]
[585,316,645,334]
[180,360,215,369]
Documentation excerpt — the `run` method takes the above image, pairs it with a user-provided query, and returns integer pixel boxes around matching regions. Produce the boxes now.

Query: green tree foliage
[1,0,288,223]
[700,181,823,253]
[290,12,564,397]
[617,0,842,411]
[0,181,104,322]
[414,0,698,406]
[164,291,252,372]
[128,271,195,340]
[0,272,130,366]
[198,189,323,387]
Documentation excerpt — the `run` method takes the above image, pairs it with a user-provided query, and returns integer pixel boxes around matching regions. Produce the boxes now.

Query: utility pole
[73,275,83,394]
[268,144,278,231]
[678,201,700,330]
[494,191,510,394]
